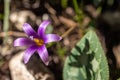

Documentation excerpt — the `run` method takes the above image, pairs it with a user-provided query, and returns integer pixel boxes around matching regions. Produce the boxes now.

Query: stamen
[33,38,44,46]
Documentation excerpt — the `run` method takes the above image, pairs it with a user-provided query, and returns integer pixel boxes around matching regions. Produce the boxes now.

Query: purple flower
[14,20,62,65]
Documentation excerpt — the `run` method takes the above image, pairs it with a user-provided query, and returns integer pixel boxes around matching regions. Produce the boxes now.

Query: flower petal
[44,34,62,44]
[14,38,35,46]
[23,23,39,38]
[37,45,49,65]
[38,20,50,38]
[23,45,38,64]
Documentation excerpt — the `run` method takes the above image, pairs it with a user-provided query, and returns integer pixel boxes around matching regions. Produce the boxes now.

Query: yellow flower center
[33,38,44,46]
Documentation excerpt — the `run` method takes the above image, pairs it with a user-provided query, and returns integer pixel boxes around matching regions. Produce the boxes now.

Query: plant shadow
[68,38,95,80]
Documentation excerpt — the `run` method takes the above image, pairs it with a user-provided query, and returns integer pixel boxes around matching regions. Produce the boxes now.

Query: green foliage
[0,13,3,20]
[107,0,114,6]
[61,0,68,8]
[57,43,66,58]
[93,0,102,6]
[63,30,109,80]
[45,25,53,34]
[117,78,120,80]
[93,0,114,6]
[72,0,84,23]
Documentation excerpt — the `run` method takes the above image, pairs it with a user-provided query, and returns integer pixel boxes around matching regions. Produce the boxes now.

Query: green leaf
[63,30,109,80]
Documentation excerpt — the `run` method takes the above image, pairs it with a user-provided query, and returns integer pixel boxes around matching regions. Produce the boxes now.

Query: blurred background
[0,0,120,80]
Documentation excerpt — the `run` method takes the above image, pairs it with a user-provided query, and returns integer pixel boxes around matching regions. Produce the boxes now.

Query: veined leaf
[63,30,109,80]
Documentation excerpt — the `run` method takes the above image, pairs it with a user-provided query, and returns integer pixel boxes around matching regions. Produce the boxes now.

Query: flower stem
[3,0,10,44]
